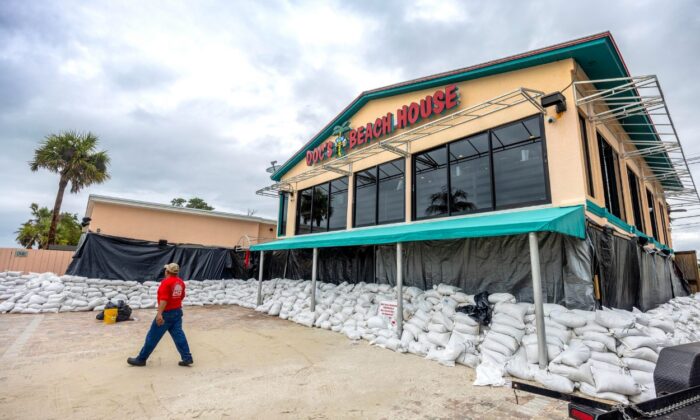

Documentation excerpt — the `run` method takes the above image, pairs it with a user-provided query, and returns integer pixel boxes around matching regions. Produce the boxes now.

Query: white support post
[256,250,264,306]
[396,242,404,335]
[529,232,548,368]
[311,247,318,312]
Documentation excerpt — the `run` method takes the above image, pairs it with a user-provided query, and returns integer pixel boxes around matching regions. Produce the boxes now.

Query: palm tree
[425,187,476,215]
[29,131,110,248]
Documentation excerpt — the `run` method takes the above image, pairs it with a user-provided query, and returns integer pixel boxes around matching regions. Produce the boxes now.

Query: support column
[529,232,548,369]
[310,247,318,312]
[396,242,404,335]
[256,250,264,306]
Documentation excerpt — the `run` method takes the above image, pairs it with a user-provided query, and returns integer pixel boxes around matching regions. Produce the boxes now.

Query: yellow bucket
[103,308,118,324]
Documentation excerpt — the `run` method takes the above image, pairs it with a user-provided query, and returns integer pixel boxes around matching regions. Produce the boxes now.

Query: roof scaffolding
[257,87,545,197]
[574,75,700,209]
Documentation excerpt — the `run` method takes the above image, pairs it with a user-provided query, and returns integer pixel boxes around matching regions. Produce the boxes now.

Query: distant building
[83,195,276,249]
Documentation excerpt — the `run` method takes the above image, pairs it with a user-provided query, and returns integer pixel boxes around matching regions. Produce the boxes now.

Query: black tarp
[375,233,595,309]
[66,233,236,282]
[587,225,690,311]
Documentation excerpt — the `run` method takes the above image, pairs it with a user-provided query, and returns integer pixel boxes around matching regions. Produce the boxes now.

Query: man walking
[127,263,193,367]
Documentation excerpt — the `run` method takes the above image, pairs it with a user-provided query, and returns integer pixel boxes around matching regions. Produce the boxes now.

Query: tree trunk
[46,176,68,249]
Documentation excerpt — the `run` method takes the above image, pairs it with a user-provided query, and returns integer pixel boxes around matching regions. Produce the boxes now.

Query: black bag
[95,300,132,322]
[456,291,492,326]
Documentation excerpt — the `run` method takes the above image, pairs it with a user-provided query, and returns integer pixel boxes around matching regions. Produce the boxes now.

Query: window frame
[411,114,550,221]
[295,176,348,235]
[646,188,659,240]
[278,192,288,237]
[579,113,595,197]
[597,132,626,220]
[626,167,644,232]
[353,158,406,228]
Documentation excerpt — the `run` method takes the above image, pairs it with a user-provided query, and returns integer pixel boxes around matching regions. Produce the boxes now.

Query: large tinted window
[296,177,348,235]
[278,193,288,236]
[312,184,329,232]
[627,168,643,231]
[354,159,405,227]
[646,189,659,240]
[449,133,492,214]
[492,117,547,207]
[580,115,595,197]
[328,178,348,231]
[378,160,405,224]
[598,134,624,219]
[413,115,549,220]
[354,169,377,227]
[414,148,448,218]
[297,189,312,234]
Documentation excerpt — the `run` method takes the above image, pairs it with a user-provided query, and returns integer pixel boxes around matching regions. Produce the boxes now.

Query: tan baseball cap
[164,263,180,274]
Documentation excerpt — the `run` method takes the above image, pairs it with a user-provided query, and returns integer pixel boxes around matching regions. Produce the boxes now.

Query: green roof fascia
[585,199,671,252]
[251,205,585,251]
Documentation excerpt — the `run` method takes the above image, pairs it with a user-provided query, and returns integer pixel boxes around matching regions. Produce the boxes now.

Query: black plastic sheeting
[588,226,690,311]
[375,233,595,309]
[66,233,236,282]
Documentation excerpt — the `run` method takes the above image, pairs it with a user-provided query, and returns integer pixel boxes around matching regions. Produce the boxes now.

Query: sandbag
[590,365,641,396]
[533,370,574,393]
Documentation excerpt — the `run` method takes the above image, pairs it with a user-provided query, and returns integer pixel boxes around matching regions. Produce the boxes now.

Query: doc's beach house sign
[306,84,460,166]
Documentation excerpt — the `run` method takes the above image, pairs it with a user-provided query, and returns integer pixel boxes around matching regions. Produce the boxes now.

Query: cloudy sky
[1,0,699,250]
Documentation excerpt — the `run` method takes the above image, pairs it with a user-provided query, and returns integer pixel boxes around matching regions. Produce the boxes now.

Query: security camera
[547,116,556,124]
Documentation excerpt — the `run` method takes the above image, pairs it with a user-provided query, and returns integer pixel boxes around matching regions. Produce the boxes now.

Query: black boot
[127,357,146,366]
[178,359,193,367]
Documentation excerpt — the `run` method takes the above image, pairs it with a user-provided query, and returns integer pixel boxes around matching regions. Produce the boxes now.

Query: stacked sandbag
[3,271,700,405]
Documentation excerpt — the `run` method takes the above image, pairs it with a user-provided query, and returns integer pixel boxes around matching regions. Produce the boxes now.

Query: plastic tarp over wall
[375,233,596,310]
[66,233,235,282]
[588,227,690,311]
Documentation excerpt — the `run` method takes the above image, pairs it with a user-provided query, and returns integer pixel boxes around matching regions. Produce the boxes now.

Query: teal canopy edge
[586,200,671,252]
[251,205,585,252]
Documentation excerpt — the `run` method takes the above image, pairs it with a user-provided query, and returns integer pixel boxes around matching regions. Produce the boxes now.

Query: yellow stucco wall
[88,202,277,248]
[278,58,671,246]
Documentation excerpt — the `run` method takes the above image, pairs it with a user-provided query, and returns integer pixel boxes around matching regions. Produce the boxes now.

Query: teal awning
[251,205,585,251]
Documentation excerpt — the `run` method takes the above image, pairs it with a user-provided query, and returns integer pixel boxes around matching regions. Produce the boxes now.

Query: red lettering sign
[306,85,460,165]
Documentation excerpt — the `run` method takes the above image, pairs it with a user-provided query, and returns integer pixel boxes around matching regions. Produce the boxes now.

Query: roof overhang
[250,205,585,251]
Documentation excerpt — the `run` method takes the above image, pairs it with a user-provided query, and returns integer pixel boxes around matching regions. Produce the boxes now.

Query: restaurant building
[252,33,694,326]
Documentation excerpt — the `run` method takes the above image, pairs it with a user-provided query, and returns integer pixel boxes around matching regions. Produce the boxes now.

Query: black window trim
[579,113,595,198]
[295,176,348,235]
[411,113,551,221]
[353,157,406,228]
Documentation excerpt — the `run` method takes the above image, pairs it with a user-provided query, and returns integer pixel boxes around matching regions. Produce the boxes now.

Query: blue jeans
[137,308,192,362]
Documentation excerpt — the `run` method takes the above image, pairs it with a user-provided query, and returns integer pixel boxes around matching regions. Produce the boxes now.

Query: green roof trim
[272,32,679,189]
[585,200,671,252]
[251,205,585,251]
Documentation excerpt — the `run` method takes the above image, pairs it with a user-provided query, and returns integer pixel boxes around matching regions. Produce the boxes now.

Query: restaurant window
[449,133,492,215]
[659,202,668,245]
[354,159,405,227]
[597,133,624,219]
[413,115,548,220]
[579,115,595,197]
[295,177,348,235]
[627,168,643,232]
[646,188,659,240]
[278,192,288,236]
[492,116,547,207]
[328,178,348,231]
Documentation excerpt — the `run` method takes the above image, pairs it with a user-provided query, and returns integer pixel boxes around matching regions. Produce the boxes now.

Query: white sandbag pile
[2,271,700,404]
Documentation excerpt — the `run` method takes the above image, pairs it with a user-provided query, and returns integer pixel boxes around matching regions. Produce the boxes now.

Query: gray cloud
[0,0,699,253]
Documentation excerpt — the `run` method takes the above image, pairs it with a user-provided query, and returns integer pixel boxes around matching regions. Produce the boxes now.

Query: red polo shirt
[157,275,186,311]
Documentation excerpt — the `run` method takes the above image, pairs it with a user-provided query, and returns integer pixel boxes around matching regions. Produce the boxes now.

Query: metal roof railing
[257,87,545,197]
[574,75,700,210]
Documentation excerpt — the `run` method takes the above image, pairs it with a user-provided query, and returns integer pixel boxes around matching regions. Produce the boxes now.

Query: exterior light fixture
[541,92,567,113]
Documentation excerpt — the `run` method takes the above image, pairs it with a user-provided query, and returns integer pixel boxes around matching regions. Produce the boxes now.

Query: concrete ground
[0,306,569,419]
